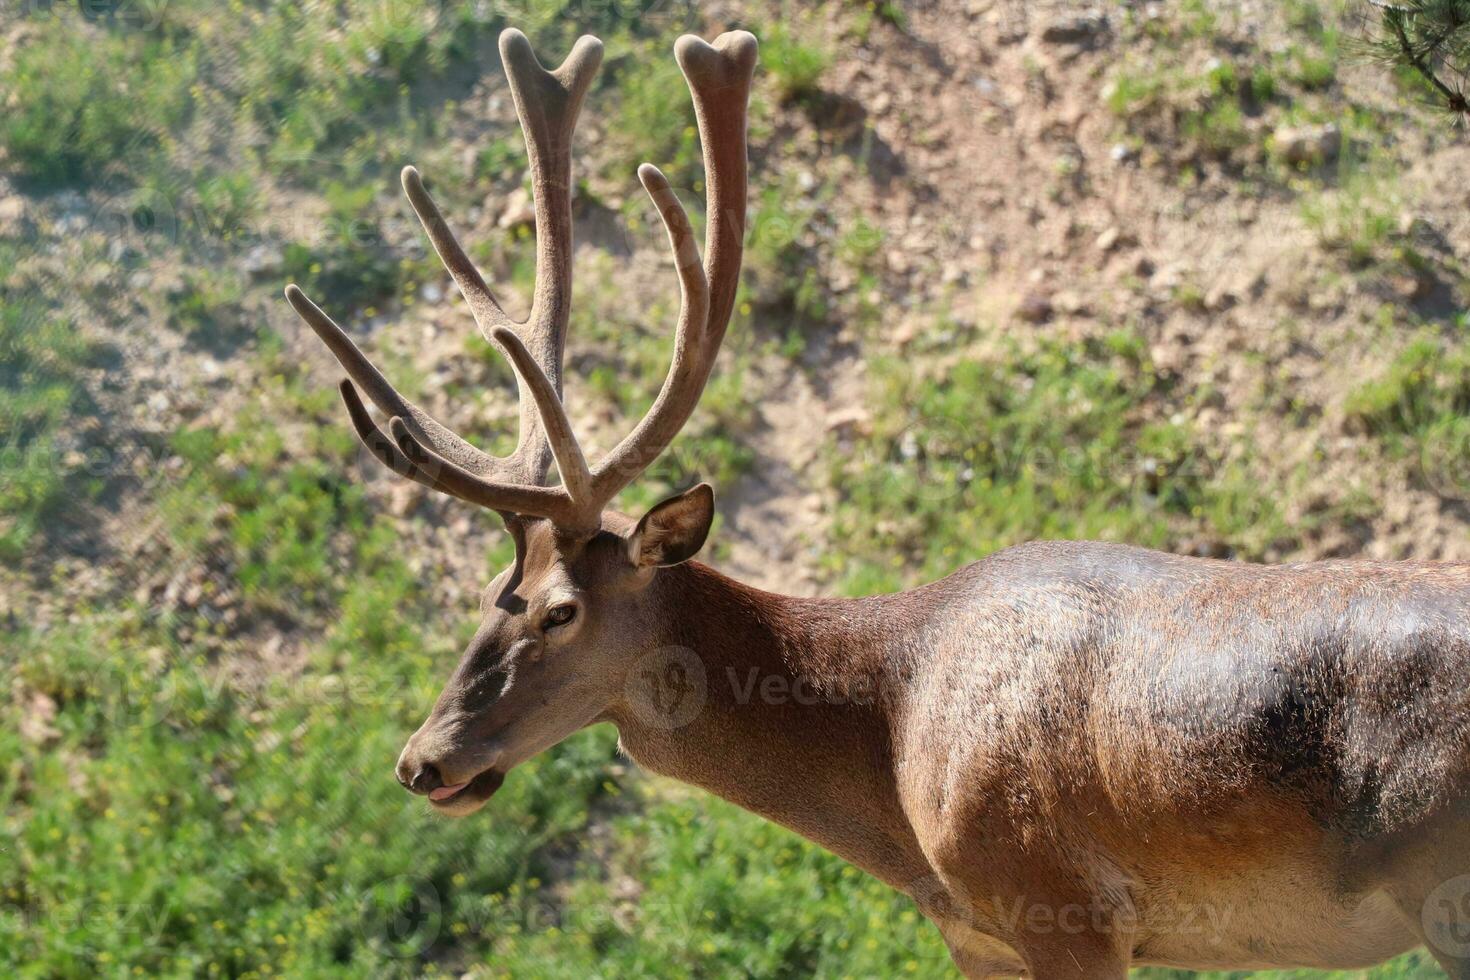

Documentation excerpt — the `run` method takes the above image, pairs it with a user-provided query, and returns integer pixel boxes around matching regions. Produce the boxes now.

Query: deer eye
[543,604,577,630]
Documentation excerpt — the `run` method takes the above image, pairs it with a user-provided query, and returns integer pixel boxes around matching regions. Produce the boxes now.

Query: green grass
[1105,0,1365,177]
[0,27,197,188]
[0,248,103,559]
[1300,162,1402,269]
[1346,333,1470,498]
[826,329,1335,594]
[602,49,706,190]
[3,612,625,978]
[495,786,955,978]
[0,0,1460,977]
[1347,336,1470,436]
[762,23,831,104]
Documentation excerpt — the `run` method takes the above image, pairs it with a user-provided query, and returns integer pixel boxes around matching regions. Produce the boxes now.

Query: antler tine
[386,417,581,524]
[289,31,611,526]
[489,325,595,509]
[586,164,710,499]
[576,32,756,514]
[286,284,499,476]
[500,30,602,332]
[338,380,452,494]
[401,166,514,337]
[389,29,600,491]
[678,31,758,347]
[293,29,754,535]
[499,28,603,392]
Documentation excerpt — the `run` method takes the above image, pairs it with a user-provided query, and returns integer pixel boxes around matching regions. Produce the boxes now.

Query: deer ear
[626,483,715,569]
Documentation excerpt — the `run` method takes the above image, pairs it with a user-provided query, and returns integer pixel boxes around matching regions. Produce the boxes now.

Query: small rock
[242,243,284,280]
[971,76,1001,101]
[1016,291,1053,324]
[1204,283,1238,311]
[994,9,1028,45]
[389,482,427,517]
[825,406,872,439]
[1053,290,1088,315]
[1398,213,1424,237]
[19,690,60,746]
[55,190,87,216]
[1110,143,1138,164]
[1039,12,1110,45]
[1273,123,1341,167]
[0,195,26,235]
[1149,263,1184,294]
[497,186,535,229]
[1095,227,1121,253]
[1390,273,1431,301]
[255,730,283,754]
[893,320,921,347]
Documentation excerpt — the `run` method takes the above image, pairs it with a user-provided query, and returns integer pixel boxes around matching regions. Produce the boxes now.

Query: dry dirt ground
[7,0,1470,648]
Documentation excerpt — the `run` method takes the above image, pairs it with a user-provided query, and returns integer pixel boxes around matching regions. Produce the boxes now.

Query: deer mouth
[428,767,505,809]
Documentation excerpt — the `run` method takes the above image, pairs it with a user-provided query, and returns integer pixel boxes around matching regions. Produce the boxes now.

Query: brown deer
[285,27,1470,979]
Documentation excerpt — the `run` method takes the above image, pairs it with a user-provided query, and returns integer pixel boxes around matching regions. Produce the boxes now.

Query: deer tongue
[429,781,470,801]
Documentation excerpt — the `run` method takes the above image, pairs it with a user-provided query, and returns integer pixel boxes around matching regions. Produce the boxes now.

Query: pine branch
[1368,0,1470,115]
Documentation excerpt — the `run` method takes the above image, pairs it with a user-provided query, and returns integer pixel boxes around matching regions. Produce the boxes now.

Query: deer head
[285,28,756,815]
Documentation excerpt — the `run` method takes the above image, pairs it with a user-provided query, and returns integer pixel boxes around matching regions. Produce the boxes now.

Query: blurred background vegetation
[1,0,1467,976]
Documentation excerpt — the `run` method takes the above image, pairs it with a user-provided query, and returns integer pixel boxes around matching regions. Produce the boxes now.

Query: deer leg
[1397,887,1470,979]
[935,917,1025,979]
[1389,874,1470,977]
[1378,810,1470,977]
[1010,893,1132,980]
[1017,942,1128,980]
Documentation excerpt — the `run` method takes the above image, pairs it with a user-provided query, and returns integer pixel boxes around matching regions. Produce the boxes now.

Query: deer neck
[609,561,931,890]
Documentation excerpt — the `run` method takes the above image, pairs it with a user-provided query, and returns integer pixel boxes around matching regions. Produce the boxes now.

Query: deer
[284,26,1470,979]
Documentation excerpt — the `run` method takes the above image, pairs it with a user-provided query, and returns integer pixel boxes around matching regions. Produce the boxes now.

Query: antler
[288,28,756,536]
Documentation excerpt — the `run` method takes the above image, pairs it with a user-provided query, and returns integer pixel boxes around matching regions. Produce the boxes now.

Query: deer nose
[398,761,442,796]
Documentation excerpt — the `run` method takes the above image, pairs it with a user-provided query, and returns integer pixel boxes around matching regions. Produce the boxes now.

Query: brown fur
[286,26,1470,978]
[396,530,1470,977]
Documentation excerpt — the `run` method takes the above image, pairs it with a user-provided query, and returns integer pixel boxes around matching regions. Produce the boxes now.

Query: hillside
[1,0,1464,975]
